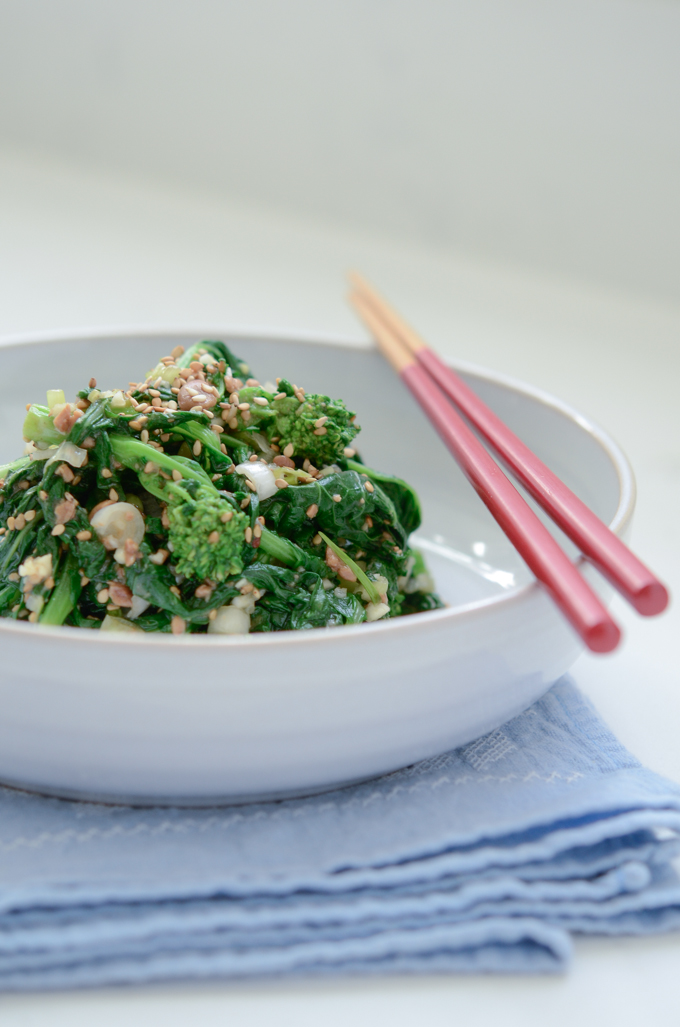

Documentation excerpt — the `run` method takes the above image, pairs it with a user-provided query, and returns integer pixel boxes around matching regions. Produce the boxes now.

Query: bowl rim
[0,324,636,650]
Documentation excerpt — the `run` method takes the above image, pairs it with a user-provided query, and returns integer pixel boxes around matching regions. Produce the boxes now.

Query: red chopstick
[350,274,668,619]
[348,291,622,653]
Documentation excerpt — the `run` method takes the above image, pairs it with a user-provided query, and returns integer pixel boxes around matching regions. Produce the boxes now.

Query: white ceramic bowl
[0,328,634,805]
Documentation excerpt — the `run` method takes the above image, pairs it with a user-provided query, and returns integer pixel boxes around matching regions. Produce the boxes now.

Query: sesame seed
[245,526,253,542]
[96,588,109,604]
[208,530,220,544]
[171,345,184,359]
[306,503,319,518]
[332,494,341,503]
[51,524,65,536]
[283,443,294,458]
[170,616,186,635]
[364,481,374,492]
[148,389,161,398]
[211,423,224,433]
[274,479,288,489]
[101,468,113,479]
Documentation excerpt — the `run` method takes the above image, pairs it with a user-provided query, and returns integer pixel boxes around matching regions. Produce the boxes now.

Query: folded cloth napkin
[0,677,679,989]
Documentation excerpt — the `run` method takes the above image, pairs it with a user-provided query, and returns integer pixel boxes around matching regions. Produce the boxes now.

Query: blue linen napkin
[0,677,679,988]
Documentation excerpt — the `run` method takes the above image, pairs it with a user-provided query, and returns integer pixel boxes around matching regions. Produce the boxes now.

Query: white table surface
[0,146,678,1025]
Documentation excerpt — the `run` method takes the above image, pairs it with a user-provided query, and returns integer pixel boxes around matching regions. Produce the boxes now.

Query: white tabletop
[0,146,678,1026]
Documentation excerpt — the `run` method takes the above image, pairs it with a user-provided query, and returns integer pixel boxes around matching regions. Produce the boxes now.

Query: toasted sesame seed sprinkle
[51,524,65,536]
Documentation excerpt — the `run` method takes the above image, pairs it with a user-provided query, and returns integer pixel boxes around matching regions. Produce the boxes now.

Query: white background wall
[0,0,678,304]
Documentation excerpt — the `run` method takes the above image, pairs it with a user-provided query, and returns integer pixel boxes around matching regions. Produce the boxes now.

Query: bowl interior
[0,331,626,612]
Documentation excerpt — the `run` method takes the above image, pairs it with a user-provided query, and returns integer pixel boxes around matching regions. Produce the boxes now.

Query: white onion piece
[100,614,143,633]
[234,461,278,500]
[90,502,145,552]
[45,440,88,469]
[207,605,251,635]
[127,595,151,620]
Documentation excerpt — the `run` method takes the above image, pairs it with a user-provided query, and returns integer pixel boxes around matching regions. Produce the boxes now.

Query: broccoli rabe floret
[165,482,249,582]
[266,379,359,466]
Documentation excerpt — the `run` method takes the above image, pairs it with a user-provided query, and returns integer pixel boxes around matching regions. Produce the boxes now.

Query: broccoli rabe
[0,338,441,634]
[267,379,359,466]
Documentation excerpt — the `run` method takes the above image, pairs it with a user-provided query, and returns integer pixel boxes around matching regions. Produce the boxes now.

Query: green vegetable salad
[0,340,442,634]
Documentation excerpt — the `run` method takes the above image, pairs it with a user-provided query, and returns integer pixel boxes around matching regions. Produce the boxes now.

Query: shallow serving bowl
[0,328,634,805]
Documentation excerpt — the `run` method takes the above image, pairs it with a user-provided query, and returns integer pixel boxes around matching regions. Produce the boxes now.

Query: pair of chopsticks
[348,274,669,653]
